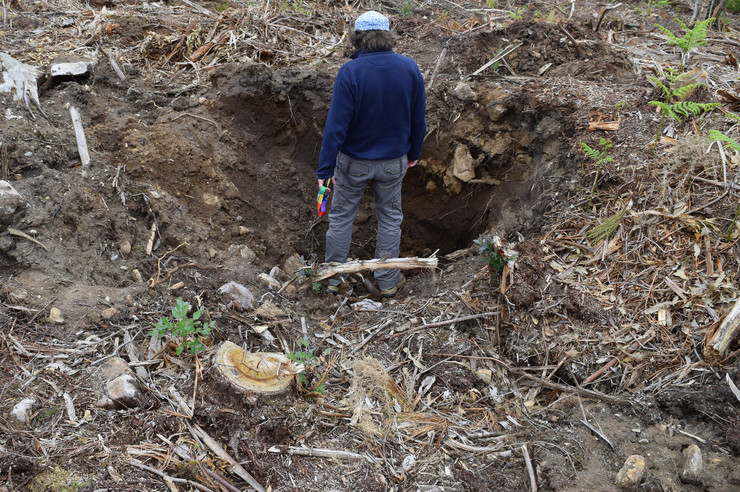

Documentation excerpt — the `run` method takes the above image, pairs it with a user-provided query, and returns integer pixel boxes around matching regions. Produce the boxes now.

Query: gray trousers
[326,151,407,290]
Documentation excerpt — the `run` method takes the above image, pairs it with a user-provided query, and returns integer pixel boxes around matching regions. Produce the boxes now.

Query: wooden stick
[268,445,372,462]
[471,42,522,76]
[588,119,620,131]
[128,458,214,492]
[522,444,537,492]
[69,106,90,177]
[7,228,48,251]
[188,423,265,492]
[314,257,437,281]
[705,297,740,359]
[558,24,583,57]
[426,47,447,91]
[390,312,497,338]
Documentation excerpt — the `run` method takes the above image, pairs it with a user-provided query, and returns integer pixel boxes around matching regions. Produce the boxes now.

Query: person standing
[316,10,426,297]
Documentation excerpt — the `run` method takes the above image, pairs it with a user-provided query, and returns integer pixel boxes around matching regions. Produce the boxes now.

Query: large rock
[9,397,36,428]
[96,357,142,409]
[451,145,475,182]
[0,180,24,226]
[218,281,254,310]
[681,444,703,484]
[0,53,41,103]
[615,454,646,489]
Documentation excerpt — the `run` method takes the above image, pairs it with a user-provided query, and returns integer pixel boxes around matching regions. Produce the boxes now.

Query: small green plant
[648,69,720,151]
[655,17,714,70]
[587,207,626,245]
[708,129,740,151]
[580,138,614,209]
[510,6,526,20]
[729,0,740,13]
[215,2,229,12]
[150,298,214,356]
[399,0,414,16]
[474,233,514,283]
[287,336,331,396]
[486,0,497,8]
[311,281,322,295]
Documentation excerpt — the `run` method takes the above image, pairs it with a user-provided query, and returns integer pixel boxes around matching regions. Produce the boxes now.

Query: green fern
[708,129,740,151]
[656,18,714,70]
[580,138,614,209]
[648,100,719,150]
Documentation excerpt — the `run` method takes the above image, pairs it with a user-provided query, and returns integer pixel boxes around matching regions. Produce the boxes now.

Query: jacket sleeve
[407,68,426,161]
[317,67,354,179]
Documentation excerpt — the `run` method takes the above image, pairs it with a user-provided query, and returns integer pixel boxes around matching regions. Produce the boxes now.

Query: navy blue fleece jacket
[316,49,426,179]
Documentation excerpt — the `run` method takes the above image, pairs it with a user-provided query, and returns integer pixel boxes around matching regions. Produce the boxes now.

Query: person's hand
[407,160,418,168]
[318,177,335,189]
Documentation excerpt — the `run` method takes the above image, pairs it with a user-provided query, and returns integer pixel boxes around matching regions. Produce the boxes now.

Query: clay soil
[2,0,740,491]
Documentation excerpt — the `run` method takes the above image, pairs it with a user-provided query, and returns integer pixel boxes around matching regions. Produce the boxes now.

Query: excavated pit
[208,62,572,263]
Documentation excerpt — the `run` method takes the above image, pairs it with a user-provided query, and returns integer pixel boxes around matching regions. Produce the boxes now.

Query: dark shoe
[380,275,406,298]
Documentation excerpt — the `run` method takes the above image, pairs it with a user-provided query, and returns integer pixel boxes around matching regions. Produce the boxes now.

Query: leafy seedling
[287,336,331,396]
[474,233,515,284]
[150,297,214,356]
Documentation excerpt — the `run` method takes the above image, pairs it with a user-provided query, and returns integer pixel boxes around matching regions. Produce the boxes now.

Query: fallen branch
[558,24,583,57]
[390,312,497,338]
[588,118,620,131]
[128,458,214,492]
[7,227,48,251]
[312,257,437,281]
[704,297,740,359]
[522,444,537,492]
[470,42,522,76]
[268,445,375,462]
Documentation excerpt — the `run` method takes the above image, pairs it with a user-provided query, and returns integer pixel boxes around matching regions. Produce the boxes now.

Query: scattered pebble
[681,444,703,484]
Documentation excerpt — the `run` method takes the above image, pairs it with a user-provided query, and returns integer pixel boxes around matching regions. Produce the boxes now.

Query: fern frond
[649,76,672,99]
[708,129,740,151]
[661,101,719,118]
[683,18,713,51]
[580,142,601,160]
[655,23,680,44]
[649,100,680,121]
[672,82,705,101]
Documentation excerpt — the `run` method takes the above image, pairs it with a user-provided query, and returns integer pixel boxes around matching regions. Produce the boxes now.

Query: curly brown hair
[350,30,395,52]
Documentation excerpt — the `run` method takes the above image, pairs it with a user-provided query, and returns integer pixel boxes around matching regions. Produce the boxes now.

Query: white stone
[0,180,24,225]
[10,397,37,427]
[0,53,41,103]
[681,445,703,484]
[452,81,477,102]
[616,454,645,489]
[218,281,254,310]
[50,61,94,78]
[99,374,141,409]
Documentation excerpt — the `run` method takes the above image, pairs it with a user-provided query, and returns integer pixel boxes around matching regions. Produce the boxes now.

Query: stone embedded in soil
[10,397,36,428]
[50,59,94,78]
[451,145,476,182]
[255,300,285,319]
[0,53,41,102]
[100,307,117,320]
[0,180,24,225]
[681,444,703,484]
[96,356,142,409]
[615,454,646,489]
[119,240,131,255]
[48,307,64,324]
[218,281,254,311]
[281,253,304,277]
[452,81,476,102]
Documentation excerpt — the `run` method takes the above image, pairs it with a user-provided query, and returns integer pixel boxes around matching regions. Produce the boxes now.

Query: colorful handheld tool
[317,183,329,217]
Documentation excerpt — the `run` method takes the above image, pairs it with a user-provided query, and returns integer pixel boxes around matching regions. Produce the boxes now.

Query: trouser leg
[325,153,369,286]
[372,156,407,290]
